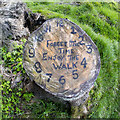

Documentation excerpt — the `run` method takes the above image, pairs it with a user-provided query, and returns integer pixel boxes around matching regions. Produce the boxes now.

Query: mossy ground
[2,1,119,119]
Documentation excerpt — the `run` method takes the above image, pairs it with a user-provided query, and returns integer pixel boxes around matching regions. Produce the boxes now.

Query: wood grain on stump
[23,18,100,104]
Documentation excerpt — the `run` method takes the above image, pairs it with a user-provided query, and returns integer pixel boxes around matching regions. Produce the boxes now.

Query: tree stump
[23,18,100,108]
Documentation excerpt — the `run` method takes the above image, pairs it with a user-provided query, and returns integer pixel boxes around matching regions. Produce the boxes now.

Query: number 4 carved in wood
[81,57,87,68]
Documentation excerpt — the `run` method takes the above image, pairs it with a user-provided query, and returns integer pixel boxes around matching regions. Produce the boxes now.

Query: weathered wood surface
[23,18,100,104]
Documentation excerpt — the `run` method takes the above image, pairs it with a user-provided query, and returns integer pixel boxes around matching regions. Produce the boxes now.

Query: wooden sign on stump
[23,18,100,106]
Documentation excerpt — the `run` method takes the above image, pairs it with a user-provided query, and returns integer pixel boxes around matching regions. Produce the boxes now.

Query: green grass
[26,2,118,40]
[22,99,70,118]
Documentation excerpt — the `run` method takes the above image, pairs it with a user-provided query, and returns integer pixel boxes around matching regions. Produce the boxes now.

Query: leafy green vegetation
[2,80,23,118]
[25,2,119,118]
[1,39,30,118]
[1,39,24,118]
[1,40,25,74]
[1,1,119,119]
